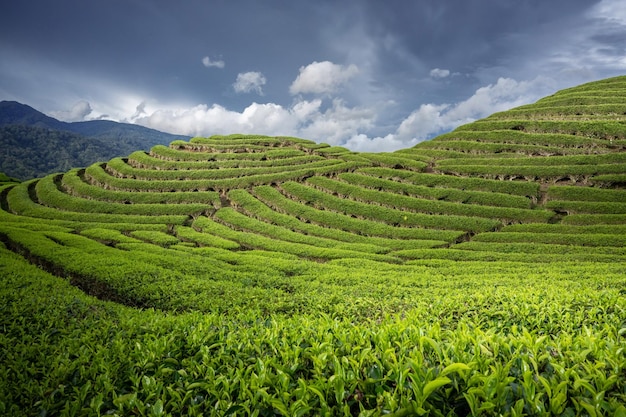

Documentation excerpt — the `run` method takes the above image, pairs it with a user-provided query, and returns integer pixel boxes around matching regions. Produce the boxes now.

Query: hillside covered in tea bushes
[1,76,625,416]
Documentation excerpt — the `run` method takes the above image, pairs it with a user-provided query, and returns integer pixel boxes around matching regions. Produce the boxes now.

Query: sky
[1,0,626,152]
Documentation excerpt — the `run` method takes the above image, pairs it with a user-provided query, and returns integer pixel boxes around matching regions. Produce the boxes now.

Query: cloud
[290,61,359,95]
[343,76,556,152]
[233,71,266,95]
[345,133,419,153]
[201,56,225,69]
[430,68,450,78]
[298,99,377,145]
[50,100,93,122]
[134,102,298,137]
[132,97,375,145]
[132,77,555,153]
[591,0,626,25]
[130,101,148,120]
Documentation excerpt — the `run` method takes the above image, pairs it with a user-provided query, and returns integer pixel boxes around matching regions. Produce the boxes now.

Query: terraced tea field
[1,76,626,416]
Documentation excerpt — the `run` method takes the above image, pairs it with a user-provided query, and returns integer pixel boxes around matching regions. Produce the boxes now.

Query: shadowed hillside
[0,101,190,180]
[1,76,625,416]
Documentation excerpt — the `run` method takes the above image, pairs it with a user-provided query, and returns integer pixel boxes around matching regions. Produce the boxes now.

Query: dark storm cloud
[359,1,598,61]
[0,0,333,105]
[346,0,605,96]
[1,0,625,152]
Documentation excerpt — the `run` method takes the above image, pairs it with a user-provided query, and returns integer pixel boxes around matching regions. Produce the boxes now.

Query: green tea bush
[253,185,465,241]
[432,130,612,149]
[418,139,581,156]
[437,163,626,179]
[129,150,326,170]
[357,153,429,170]
[547,185,626,203]
[281,181,503,232]
[174,225,241,250]
[357,168,540,197]
[545,200,626,214]
[6,181,188,224]
[438,153,626,166]
[3,79,626,416]
[62,168,220,204]
[306,176,551,223]
[473,231,626,247]
[229,189,450,249]
[338,172,532,208]
[561,213,626,225]
[106,156,345,181]
[454,241,626,256]
[130,231,181,247]
[195,214,401,263]
[36,174,211,216]
[215,207,391,254]
[455,119,626,139]
[501,223,626,235]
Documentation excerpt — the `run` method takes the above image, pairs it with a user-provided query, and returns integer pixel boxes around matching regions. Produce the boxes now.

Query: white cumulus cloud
[343,76,556,152]
[201,56,225,68]
[298,99,376,146]
[134,102,298,137]
[51,100,93,122]
[132,76,555,153]
[430,68,450,78]
[132,98,375,145]
[233,71,266,95]
[290,61,359,95]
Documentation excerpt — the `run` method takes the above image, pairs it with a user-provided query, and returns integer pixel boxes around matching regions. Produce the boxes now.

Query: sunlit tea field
[1,76,626,416]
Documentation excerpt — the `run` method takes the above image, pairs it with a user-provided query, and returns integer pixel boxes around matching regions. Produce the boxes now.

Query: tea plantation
[1,76,626,416]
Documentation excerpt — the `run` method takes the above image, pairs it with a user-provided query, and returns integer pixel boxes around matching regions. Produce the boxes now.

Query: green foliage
[0,172,19,183]
[547,185,626,203]
[2,77,626,415]
[455,119,626,139]
[85,159,367,192]
[195,214,401,263]
[36,173,211,216]
[356,167,540,197]
[61,168,220,205]
[438,153,626,167]
[338,172,533,208]
[3,243,626,415]
[473,231,626,247]
[436,163,625,180]
[130,230,181,247]
[252,185,464,241]
[545,200,626,214]
[305,175,552,223]
[106,156,348,181]
[418,138,595,156]
[280,180,502,232]
[0,110,187,180]
[5,180,188,224]
[432,129,617,149]
[561,213,626,225]
[229,188,449,249]
[129,149,326,170]
[356,153,429,170]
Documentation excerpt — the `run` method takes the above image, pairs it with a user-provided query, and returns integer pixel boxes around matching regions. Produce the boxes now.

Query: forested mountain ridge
[0,101,189,180]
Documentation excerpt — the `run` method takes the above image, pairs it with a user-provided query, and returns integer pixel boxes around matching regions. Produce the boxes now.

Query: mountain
[0,101,67,130]
[0,101,189,180]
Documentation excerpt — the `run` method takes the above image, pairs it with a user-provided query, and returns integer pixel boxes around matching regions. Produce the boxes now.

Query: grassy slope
[1,77,626,415]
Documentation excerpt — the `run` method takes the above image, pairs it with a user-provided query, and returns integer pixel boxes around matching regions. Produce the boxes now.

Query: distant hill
[0,101,189,180]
